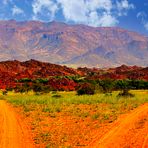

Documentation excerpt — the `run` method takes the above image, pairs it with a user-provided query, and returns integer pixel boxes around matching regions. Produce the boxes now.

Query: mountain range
[0,20,148,67]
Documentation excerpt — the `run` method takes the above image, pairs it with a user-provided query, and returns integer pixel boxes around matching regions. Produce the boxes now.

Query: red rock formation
[0,60,147,90]
[0,60,82,89]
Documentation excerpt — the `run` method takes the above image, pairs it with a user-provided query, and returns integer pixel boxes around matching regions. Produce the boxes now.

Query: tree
[32,82,52,94]
[77,83,95,95]
[98,79,114,93]
[115,80,134,97]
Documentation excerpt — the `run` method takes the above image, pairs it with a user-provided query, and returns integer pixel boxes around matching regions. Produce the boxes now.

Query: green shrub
[52,94,62,98]
[98,79,114,93]
[77,83,95,95]
[2,90,8,95]
[117,90,135,98]
[32,83,52,94]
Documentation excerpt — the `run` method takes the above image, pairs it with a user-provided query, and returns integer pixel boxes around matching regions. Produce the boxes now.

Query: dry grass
[2,90,148,147]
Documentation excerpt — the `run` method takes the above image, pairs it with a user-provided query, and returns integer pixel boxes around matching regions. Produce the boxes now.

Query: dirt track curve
[91,103,148,148]
[0,100,147,148]
[0,100,34,148]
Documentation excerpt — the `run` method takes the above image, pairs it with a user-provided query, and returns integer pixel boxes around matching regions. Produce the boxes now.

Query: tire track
[0,100,34,148]
[90,104,148,148]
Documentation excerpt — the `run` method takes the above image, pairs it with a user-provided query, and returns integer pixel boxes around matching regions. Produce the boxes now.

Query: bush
[18,78,32,83]
[115,80,134,97]
[117,91,134,97]
[98,79,114,93]
[77,83,95,95]
[52,94,62,98]
[2,90,7,95]
[32,83,52,94]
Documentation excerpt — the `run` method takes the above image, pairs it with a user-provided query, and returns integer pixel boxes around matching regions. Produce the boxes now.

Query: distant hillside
[0,59,83,90]
[0,20,148,67]
[0,59,81,78]
[0,60,147,90]
[78,65,148,81]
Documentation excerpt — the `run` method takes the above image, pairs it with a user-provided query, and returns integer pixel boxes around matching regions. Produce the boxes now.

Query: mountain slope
[0,20,148,67]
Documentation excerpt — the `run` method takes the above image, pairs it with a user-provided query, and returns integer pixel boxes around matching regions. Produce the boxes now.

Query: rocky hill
[0,59,82,90]
[0,60,147,90]
[79,65,148,81]
[0,20,148,67]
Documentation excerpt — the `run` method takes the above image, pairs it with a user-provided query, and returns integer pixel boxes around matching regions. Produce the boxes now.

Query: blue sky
[0,0,148,35]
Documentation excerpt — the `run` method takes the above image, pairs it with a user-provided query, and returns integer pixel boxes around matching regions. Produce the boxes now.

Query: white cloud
[31,0,135,27]
[32,0,58,20]
[137,12,146,20]
[116,0,135,16]
[137,12,148,31]
[57,0,134,27]
[2,0,9,5]
[57,0,117,26]
[12,5,24,16]
[57,0,88,23]
[117,0,134,10]
[2,0,13,5]
[144,23,148,30]
[86,0,112,12]
[96,12,118,27]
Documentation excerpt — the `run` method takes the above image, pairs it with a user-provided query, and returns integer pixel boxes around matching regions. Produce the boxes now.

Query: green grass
[4,90,148,104]
[2,90,148,120]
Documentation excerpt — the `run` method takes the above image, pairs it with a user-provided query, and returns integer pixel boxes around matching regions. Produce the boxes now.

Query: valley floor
[0,90,148,147]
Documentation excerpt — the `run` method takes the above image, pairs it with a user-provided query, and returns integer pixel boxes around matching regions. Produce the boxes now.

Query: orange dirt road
[0,100,34,148]
[91,103,148,148]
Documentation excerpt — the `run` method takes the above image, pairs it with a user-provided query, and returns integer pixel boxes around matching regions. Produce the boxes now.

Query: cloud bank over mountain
[32,0,135,27]
[0,0,134,27]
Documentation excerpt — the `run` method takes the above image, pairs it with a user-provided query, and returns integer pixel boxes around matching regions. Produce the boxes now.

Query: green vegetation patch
[3,90,148,116]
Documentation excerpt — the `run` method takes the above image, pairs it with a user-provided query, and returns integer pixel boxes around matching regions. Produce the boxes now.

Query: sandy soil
[0,100,34,148]
[0,99,147,148]
[90,103,148,148]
